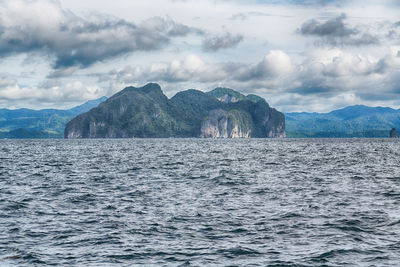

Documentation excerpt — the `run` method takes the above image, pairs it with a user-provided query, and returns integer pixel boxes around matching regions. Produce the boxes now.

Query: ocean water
[1,139,400,266]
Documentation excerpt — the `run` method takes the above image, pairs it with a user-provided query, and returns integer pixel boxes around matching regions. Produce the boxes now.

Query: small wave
[2,139,400,266]
[217,247,261,257]
[310,248,363,262]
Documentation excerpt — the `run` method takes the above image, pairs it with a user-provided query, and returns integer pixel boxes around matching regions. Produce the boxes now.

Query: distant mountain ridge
[286,105,400,137]
[0,96,107,138]
[65,83,285,138]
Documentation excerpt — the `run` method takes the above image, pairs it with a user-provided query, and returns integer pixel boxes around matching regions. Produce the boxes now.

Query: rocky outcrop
[65,83,285,138]
[200,109,252,138]
[216,94,239,103]
[390,128,399,138]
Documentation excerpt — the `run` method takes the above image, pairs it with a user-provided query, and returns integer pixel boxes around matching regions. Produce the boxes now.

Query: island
[64,83,285,138]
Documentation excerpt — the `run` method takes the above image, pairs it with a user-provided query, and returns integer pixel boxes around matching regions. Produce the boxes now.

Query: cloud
[274,49,400,111]
[141,16,204,37]
[298,13,379,46]
[286,0,345,5]
[0,78,107,108]
[202,32,243,52]
[3,47,398,112]
[99,50,295,86]
[387,21,400,42]
[47,67,79,79]
[234,50,294,81]
[288,48,400,99]
[300,14,355,37]
[0,0,398,112]
[230,11,270,21]
[191,0,345,6]
[321,53,385,77]
[0,76,17,88]
[103,54,227,84]
[103,48,394,89]
[98,47,400,111]
[230,11,292,21]
[0,0,200,69]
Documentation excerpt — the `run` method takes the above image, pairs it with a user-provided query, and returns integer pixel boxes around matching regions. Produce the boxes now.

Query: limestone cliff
[200,109,252,138]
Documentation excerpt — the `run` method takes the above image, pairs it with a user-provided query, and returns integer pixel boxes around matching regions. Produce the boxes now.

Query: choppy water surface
[1,139,400,266]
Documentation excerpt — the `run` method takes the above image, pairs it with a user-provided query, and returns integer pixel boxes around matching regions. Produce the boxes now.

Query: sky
[0,0,399,112]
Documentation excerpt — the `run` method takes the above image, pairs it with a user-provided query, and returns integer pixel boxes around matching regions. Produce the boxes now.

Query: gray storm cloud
[299,14,379,46]
[0,0,200,69]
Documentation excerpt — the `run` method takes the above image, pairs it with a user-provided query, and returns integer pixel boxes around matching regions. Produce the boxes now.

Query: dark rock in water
[390,128,399,138]
[64,83,285,139]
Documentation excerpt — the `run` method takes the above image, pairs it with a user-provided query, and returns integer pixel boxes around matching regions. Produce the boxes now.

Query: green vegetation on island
[64,83,285,138]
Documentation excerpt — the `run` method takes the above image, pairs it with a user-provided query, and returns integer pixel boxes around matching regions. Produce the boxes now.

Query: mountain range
[1,85,400,138]
[286,105,400,137]
[0,97,107,138]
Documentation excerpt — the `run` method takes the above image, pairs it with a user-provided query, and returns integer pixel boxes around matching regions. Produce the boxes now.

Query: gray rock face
[390,128,399,138]
[200,109,252,138]
[216,94,239,104]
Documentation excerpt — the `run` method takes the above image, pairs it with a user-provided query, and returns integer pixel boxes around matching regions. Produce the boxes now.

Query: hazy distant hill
[0,96,107,139]
[286,105,400,137]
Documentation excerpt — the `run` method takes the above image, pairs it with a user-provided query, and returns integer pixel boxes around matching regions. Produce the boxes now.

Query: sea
[1,138,400,266]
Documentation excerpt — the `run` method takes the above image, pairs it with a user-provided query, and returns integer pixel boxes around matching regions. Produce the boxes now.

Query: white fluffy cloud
[96,47,400,112]
[103,50,295,85]
[0,78,106,108]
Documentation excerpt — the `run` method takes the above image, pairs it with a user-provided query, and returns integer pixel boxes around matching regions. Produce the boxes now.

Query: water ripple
[1,138,400,266]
